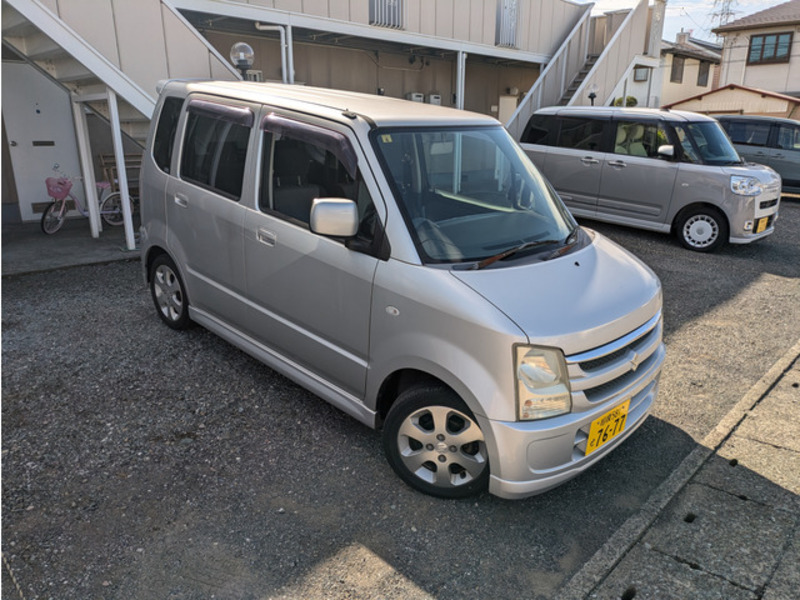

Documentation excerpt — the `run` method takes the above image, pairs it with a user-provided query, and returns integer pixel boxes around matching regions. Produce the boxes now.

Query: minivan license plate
[755,217,768,234]
[585,400,630,455]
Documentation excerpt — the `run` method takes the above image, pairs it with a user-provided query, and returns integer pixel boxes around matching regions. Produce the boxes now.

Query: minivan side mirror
[657,144,674,159]
[310,198,359,237]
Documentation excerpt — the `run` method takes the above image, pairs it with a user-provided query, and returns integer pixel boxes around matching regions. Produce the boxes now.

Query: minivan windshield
[373,126,577,265]
[675,121,743,166]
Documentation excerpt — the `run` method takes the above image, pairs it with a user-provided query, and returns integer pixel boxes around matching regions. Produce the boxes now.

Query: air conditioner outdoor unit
[406,92,424,102]
[426,94,442,105]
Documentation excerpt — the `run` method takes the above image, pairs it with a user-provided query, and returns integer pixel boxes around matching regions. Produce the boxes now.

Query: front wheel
[41,202,66,234]
[676,206,728,252]
[100,192,124,226]
[383,385,489,498]
[149,254,191,330]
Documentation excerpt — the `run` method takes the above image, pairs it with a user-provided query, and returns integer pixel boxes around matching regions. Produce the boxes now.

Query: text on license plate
[585,400,630,456]
[755,217,769,234]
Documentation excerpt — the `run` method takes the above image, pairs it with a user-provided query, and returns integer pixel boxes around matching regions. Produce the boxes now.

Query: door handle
[581,156,600,165]
[174,193,189,208]
[608,160,627,168]
[257,228,276,247]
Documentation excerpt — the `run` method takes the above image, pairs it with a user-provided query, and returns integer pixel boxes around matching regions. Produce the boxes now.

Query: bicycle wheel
[100,192,124,226]
[41,202,66,234]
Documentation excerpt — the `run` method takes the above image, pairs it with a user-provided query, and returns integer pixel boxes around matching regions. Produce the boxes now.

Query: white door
[2,62,84,222]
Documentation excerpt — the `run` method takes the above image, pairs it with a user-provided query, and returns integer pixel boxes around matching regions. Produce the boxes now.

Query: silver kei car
[140,81,665,499]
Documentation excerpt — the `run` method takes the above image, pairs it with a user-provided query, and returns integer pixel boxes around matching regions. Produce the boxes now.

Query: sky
[583,0,775,43]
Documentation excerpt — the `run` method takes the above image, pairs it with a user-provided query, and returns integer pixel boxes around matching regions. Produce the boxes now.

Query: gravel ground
[2,199,799,600]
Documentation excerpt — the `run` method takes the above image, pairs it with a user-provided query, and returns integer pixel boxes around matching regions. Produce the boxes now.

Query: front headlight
[730,175,762,196]
[515,346,571,420]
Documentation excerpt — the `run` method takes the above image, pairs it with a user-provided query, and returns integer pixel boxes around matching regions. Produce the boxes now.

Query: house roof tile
[713,0,800,33]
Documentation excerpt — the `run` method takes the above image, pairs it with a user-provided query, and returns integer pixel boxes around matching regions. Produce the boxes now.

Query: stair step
[1,5,34,37]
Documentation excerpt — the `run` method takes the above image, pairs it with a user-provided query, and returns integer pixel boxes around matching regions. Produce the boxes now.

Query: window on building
[697,61,710,87]
[369,0,404,29]
[747,32,793,64]
[670,56,685,83]
[633,67,649,82]
[180,101,253,201]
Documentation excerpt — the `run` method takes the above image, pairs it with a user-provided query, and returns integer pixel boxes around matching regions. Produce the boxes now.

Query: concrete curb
[560,338,800,600]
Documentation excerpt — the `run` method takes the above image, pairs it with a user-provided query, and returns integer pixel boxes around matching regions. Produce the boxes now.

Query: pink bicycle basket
[46,177,72,200]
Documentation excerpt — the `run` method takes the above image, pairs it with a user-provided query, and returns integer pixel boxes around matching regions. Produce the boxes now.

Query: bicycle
[40,165,137,234]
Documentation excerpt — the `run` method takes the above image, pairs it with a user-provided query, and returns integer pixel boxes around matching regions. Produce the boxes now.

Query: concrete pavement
[563,341,800,600]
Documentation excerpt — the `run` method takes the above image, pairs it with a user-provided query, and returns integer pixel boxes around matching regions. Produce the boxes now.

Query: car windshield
[372,125,577,265]
[675,121,743,166]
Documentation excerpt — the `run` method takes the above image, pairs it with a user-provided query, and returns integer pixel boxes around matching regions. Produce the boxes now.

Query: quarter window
[748,32,793,64]
[521,114,556,145]
[152,97,183,173]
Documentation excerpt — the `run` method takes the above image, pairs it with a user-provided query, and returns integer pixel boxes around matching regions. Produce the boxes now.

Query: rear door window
[611,120,670,158]
[555,117,605,151]
[722,120,770,147]
[180,100,254,200]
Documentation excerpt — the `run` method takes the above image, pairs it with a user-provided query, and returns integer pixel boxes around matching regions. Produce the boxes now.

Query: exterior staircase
[557,54,599,106]
[2,0,238,145]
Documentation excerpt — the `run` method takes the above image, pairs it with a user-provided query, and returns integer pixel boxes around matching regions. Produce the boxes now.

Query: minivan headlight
[515,346,571,420]
[730,175,762,196]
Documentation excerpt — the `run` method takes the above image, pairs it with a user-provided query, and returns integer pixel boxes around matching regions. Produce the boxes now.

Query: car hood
[450,232,662,356]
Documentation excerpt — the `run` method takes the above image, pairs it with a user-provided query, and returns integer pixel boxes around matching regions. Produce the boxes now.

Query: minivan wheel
[149,254,191,330]
[383,385,489,498]
[676,207,728,252]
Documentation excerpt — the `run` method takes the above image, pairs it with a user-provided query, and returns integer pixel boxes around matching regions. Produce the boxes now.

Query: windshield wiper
[470,239,561,270]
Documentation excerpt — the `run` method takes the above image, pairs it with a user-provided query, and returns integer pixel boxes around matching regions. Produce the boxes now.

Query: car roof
[160,80,499,129]
[715,114,800,125]
[533,105,717,123]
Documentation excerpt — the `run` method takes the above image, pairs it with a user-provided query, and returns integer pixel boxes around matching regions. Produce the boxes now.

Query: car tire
[383,385,489,498]
[149,254,192,330]
[676,206,728,252]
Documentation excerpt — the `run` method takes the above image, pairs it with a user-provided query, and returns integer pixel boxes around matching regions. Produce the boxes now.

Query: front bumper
[483,340,665,500]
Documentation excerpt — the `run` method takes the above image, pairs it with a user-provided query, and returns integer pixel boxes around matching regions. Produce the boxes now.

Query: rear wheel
[100,192,124,226]
[676,206,728,252]
[149,254,191,330]
[40,202,65,234]
[383,385,489,498]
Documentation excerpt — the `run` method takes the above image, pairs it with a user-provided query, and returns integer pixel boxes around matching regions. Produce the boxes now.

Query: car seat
[627,124,647,157]
[615,127,628,154]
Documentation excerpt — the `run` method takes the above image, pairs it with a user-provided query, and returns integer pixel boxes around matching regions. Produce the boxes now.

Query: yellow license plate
[585,400,630,456]
[755,217,768,234]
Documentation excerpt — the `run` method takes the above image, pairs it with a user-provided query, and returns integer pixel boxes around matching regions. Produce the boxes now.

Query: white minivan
[140,81,665,499]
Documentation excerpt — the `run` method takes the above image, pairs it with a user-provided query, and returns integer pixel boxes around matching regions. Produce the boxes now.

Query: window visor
[187,99,254,127]
[262,113,358,179]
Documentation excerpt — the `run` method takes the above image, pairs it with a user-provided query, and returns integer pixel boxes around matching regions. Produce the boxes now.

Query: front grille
[566,312,663,404]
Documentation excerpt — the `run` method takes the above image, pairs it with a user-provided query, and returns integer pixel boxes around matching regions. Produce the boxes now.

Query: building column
[71,98,101,238]
[106,87,136,251]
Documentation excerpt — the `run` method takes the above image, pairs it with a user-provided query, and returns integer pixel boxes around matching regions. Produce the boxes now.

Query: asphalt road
[3,199,799,600]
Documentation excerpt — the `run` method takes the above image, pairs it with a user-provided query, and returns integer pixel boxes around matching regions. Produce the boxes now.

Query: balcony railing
[370,0,404,29]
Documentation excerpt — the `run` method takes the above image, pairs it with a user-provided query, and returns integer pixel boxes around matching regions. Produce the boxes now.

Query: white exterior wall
[718,25,800,94]
[226,0,586,55]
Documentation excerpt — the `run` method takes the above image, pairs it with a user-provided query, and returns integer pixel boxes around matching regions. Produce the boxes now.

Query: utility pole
[710,0,737,41]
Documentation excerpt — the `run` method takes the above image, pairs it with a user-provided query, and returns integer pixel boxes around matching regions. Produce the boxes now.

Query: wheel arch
[374,369,462,429]
[671,201,730,235]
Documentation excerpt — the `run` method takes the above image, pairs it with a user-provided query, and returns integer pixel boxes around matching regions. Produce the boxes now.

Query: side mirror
[310,198,359,237]
[657,144,674,158]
